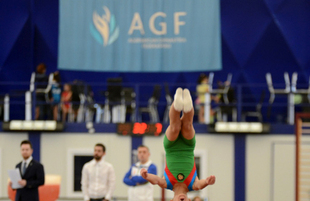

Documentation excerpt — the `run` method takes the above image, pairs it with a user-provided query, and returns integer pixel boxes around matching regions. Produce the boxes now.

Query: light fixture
[3,120,63,131]
[211,122,269,133]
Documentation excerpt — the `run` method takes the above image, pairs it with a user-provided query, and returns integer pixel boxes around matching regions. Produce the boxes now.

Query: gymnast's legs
[165,88,195,141]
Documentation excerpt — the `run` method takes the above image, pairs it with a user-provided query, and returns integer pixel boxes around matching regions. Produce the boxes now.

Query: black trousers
[90,198,105,201]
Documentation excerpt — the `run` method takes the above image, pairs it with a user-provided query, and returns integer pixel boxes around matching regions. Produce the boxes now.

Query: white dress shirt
[22,156,33,168]
[81,158,116,201]
[21,156,33,175]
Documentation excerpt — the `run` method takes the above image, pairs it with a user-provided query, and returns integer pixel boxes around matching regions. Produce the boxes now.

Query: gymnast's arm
[192,175,216,190]
[140,168,167,188]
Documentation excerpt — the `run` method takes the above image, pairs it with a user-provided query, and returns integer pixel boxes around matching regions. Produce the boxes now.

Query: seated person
[141,88,216,201]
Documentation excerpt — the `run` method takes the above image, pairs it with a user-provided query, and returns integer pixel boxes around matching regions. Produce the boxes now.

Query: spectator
[196,73,217,123]
[70,80,82,122]
[123,145,157,201]
[34,63,49,120]
[216,80,236,121]
[50,71,61,121]
[61,83,72,122]
[81,143,116,201]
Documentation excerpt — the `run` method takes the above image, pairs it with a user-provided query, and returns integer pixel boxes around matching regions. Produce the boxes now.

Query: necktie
[22,162,27,175]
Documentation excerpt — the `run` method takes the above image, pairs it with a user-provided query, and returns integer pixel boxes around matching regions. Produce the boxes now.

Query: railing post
[25,91,32,120]
[204,92,211,124]
[4,94,10,122]
[287,92,294,125]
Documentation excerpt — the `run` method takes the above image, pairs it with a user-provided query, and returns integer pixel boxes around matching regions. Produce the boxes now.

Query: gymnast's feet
[183,88,193,113]
[173,88,193,113]
[173,87,183,112]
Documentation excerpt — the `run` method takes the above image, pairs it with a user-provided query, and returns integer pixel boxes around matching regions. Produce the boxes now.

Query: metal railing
[0,81,309,124]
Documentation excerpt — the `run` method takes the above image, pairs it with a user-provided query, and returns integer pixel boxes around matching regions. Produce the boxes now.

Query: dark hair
[197,73,208,84]
[53,71,61,83]
[95,143,106,152]
[20,140,33,149]
[36,63,46,74]
[137,145,149,151]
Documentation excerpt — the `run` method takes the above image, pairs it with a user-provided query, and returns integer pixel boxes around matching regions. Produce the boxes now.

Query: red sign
[117,123,163,136]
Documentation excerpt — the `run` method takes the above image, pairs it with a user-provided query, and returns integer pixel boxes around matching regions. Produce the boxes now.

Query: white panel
[41,133,131,198]
[272,143,295,201]
[0,148,2,197]
[246,135,296,201]
[197,134,234,201]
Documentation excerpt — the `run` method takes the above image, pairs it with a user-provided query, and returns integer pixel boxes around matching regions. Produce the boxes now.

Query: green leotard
[163,133,196,182]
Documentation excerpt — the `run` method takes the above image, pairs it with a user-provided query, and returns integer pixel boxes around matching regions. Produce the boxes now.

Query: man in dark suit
[11,140,45,201]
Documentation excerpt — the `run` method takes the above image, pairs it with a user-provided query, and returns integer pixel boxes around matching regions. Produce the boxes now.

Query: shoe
[173,87,183,112]
[183,88,193,113]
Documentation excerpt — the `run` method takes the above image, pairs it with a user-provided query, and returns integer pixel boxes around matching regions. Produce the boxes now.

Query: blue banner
[58,0,221,72]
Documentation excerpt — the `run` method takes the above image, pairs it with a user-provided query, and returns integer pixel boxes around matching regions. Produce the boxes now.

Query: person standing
[196,73,218,123]
[50,71,61,121]
[34,63,49,120]
[81,143,116,201]
[123,145,157,201]
[11,140,45,201]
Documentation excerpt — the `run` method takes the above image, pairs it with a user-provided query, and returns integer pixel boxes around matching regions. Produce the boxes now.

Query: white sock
[183,88,193,113]
[173,88,183,112]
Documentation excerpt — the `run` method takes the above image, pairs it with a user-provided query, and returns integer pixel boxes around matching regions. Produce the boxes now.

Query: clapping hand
[140,168,148,179]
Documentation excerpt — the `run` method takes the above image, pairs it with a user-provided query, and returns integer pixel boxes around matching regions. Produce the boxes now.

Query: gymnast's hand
[140,168,148,179]
[206,175,216,185]
[192,175,216,190]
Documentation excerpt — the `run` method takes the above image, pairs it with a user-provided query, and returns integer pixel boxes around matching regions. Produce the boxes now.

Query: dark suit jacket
[15,159,45,201]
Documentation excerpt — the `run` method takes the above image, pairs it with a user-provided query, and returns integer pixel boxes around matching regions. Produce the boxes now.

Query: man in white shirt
[123,145,157,201]
[81,143,116,201]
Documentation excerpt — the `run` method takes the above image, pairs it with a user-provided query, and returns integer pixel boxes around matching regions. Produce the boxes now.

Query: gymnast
[141,88,216,201]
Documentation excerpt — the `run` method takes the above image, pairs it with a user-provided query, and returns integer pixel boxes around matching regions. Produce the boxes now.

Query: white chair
[139,85,161,123]
[208,73,236,122]
[265,72,294,124]
[265,72,290,104]
[291,72,310,102]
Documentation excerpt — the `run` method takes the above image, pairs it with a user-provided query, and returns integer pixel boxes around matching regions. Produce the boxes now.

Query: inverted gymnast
[141,88,216,201]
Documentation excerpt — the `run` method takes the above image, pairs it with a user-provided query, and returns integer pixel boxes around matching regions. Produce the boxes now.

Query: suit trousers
[90,198,105,201]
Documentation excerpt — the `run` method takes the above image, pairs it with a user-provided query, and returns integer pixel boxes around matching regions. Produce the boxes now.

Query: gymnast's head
[171,193,191,201]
